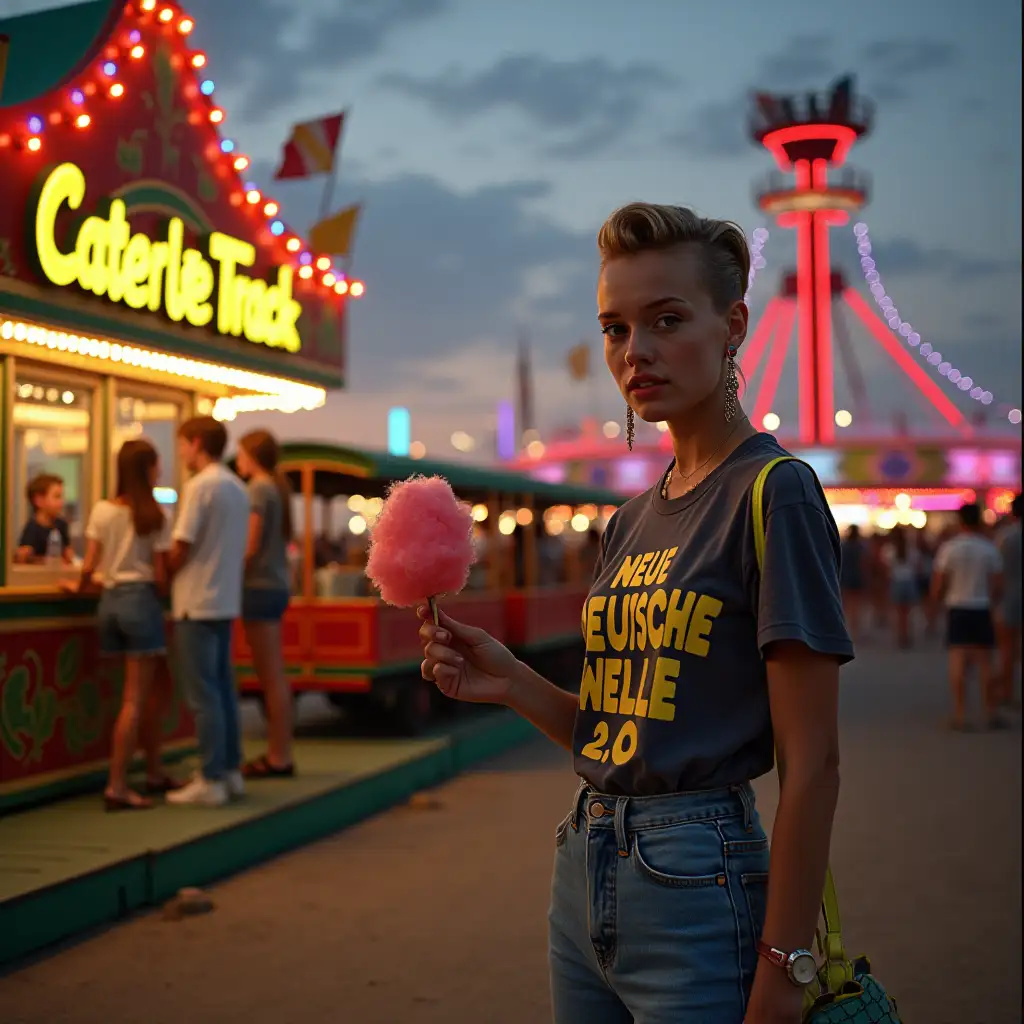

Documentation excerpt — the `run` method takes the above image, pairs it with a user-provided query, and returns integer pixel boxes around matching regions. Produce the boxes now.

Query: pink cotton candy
[365,475,477,608]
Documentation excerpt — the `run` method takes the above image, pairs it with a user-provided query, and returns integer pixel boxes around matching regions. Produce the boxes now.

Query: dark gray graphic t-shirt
[573,433,853,797]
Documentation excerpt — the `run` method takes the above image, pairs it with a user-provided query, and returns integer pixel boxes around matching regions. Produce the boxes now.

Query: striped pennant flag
[273,111,345,181]
[309,204,362,257]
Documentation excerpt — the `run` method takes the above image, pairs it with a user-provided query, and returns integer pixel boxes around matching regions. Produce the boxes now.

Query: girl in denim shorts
[74,439,178,811]
[235,429,295,779]
[417,204,853,1022]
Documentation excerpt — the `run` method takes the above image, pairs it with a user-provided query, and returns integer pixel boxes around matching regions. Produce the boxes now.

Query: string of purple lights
[853,222,1021,426]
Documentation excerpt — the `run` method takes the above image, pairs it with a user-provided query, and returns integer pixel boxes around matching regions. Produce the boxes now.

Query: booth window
[113,387,187,512]
[9,371,95,580]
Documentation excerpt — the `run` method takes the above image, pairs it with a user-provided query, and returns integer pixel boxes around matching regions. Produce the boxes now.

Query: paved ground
[1,634,1020,1024]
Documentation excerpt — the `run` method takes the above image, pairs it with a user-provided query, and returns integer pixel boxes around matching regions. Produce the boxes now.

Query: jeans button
[590,801,606,818]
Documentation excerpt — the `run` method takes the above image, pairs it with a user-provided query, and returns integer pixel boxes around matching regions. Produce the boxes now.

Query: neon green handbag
[752,457,902,1023]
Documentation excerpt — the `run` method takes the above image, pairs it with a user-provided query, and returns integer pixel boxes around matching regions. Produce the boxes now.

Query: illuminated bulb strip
[746,228,769,299]
[2,2,365,303]
[852,222,1021,426]
[0,318,326,418]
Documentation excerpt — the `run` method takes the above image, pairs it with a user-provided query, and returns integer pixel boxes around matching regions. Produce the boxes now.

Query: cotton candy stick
[365,476,477,622]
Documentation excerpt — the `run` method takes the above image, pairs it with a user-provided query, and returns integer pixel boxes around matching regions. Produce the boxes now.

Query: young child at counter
[15,472,73,564]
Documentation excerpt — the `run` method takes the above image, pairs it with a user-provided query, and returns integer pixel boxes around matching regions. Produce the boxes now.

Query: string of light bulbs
[746,227,769,298]
[853,222,1021,425]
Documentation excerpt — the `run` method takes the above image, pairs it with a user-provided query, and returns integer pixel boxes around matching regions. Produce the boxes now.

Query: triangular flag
[308,204,362,256]
[274,111,345,181]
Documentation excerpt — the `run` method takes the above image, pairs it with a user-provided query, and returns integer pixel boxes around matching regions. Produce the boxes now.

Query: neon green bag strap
[752,457,852,993]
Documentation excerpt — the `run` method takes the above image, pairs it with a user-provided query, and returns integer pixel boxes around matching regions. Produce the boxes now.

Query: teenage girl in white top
[72,439,178,810]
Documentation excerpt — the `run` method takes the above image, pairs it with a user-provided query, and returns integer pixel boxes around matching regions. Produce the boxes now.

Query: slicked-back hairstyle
[597,203,751,314]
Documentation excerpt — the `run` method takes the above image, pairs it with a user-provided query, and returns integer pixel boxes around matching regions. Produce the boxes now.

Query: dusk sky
[11,0,1024,458]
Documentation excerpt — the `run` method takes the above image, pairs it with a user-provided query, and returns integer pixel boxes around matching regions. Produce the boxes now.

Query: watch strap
[756,939,789,968]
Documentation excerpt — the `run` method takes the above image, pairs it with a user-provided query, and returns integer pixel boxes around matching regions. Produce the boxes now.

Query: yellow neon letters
[33,162,302,352]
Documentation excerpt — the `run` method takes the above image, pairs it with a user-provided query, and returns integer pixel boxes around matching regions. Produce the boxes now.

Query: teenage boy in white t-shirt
[166,416,250,806]
[931,502,1004,731]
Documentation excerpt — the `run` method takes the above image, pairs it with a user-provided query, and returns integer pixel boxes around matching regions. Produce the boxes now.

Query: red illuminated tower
[750,76,869,445]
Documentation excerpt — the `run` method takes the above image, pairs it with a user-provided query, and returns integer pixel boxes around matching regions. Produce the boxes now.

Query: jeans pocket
[740,871,769,951]
[632,820,727,888]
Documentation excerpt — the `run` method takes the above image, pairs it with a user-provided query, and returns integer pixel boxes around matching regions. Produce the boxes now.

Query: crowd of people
[20,417,298,810]
[839,495,1021,729]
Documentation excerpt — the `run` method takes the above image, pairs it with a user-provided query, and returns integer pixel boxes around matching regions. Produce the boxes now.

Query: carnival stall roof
[275,442,627,506]
[0,0,361,418]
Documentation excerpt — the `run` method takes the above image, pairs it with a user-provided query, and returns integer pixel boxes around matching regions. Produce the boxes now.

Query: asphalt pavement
[1,634,1020,1024]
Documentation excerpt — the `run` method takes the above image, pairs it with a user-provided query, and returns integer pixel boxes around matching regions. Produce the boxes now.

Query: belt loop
[613,796,630,856]
[733,783,754,832]
[570,779,587,831]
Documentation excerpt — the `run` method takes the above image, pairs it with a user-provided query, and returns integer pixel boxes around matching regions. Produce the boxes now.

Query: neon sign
[31,162,302,352]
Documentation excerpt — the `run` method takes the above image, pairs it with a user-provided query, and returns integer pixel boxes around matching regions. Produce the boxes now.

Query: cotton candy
[365,475,477,609]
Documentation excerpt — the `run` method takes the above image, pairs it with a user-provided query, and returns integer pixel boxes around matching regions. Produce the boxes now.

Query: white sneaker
[165,774,229,807]
[225,770,246,800]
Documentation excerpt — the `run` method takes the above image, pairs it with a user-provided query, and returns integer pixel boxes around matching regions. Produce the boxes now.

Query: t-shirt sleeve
[58,518,71,548]
[172,480,203,544]
[85,503,105,542]
[17,521,35,549]
[755,461,854,663]
[249,479,274,518]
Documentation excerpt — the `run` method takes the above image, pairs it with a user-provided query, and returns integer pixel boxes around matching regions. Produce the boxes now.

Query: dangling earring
[724,345,739,423]
[625,406,635,450]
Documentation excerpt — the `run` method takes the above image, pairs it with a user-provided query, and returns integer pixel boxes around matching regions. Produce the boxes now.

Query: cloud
[188,0,448,120]
[379,55,675,159]
[669,34,838,158]
[672,34,957,159]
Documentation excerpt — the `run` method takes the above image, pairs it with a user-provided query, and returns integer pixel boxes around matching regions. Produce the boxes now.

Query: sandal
[241,754,295,779]
[104,790,154,812]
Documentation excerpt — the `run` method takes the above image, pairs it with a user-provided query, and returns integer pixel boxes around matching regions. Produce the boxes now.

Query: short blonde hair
[597,203,750,314]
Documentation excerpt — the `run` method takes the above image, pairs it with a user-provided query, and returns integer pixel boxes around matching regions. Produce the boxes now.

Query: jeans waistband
[568,779,756,840]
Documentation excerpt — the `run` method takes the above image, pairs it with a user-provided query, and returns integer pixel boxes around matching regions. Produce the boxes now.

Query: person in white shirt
[931,502,1004,730]
[166,417,250,806]
[69,439,181,811]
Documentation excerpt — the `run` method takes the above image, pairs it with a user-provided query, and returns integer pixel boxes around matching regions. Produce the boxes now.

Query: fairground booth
[0,0,361,809]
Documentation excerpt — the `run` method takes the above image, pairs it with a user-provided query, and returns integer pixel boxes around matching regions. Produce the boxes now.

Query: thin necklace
[660,416,748,500]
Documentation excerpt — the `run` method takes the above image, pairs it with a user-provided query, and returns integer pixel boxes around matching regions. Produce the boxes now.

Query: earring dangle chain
[724,347,739,423]
[625,406,635,450]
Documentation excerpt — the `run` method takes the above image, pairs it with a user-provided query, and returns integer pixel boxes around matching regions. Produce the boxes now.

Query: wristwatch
[756,940,818,986]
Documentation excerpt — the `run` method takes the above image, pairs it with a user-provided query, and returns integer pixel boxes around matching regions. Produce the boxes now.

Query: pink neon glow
[811,158,828,189]
[795,212,816,442]
[752,300,796,429]
[761,124,859,170]
[843,289,970,434]
[813,213,835,444]
[738,296,782,380]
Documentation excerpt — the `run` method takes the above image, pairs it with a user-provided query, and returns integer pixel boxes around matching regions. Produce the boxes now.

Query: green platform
[0,710,537,968]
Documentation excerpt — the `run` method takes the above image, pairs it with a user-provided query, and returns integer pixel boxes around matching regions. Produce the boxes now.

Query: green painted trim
[279,441,626,505]
[0,596,98,619]
[0,712,537,967]
[0,290,343,391]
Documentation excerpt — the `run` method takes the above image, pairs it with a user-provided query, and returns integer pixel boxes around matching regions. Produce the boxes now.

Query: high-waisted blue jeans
[548,779,770,1023]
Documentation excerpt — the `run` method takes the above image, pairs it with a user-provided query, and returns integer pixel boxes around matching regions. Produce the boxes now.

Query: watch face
[790,952,818,986]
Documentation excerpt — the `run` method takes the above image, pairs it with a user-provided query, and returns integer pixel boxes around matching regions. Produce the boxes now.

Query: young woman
[418,204,852,1023]
[74,439,177,810]
[235,429,295,778]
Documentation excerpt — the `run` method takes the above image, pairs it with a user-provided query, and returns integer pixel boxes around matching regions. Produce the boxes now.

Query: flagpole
[317,107,347,222]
